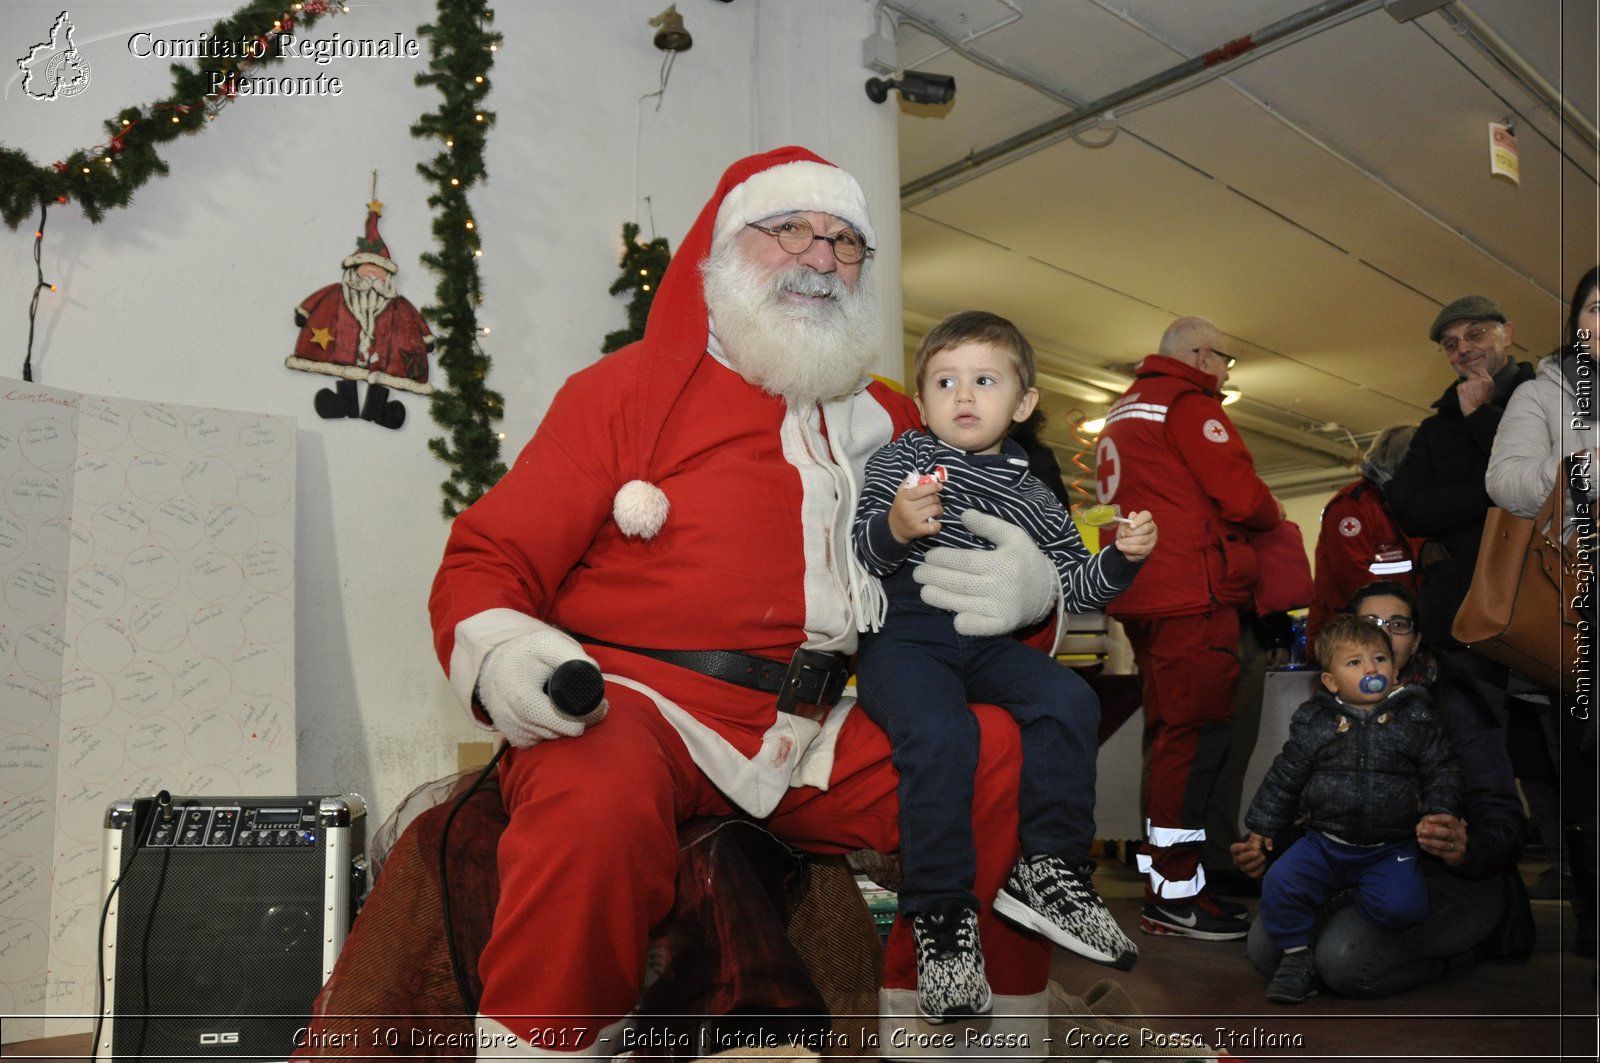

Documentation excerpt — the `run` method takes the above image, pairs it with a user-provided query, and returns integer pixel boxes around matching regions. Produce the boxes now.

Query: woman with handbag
[1231,580,1533,995]
[1486,265,1597,542]
[1485,265,1598,957]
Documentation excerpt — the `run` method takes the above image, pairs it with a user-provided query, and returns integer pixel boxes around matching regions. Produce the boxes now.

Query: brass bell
[650,5,692,52]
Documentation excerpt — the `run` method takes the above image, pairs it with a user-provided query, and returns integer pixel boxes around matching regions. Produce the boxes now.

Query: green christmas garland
[411,2,505,517]
[0,1,345,228]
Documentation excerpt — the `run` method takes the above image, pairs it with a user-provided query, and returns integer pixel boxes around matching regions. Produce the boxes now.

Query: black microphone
[545,660,604,717]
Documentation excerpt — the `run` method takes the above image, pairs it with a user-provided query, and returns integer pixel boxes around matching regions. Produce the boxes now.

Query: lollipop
[1079,503,1132,527]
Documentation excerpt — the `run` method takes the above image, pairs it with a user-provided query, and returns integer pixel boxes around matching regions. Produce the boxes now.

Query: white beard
[700,242,880,406]
[341,268,397,358]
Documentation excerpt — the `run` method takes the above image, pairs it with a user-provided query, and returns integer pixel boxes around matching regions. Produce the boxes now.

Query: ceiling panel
[884,0,1596,497]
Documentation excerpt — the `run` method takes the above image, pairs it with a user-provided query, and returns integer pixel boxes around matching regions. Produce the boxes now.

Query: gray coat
[1486,352,1597,542]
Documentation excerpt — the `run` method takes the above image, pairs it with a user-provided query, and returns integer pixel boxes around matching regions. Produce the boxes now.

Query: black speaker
[95,794,367,1062]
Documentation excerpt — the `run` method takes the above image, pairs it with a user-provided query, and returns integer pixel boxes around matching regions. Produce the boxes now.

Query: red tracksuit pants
[479,686,1052,1053]
[1122,610,1242,902]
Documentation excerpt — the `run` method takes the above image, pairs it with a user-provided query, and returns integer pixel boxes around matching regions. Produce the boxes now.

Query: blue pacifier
[1359,673,1389,695]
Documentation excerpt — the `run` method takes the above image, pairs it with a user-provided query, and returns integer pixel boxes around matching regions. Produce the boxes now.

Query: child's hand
[1112,510,1157,562]
[1229,832,1271,880]
[889,479,943,543]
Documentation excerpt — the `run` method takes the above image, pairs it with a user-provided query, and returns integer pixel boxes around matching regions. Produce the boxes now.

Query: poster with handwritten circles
[0,381,295,1038]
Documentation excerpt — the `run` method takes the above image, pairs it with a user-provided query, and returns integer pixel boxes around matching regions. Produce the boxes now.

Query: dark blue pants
[1259,830,1429,950]
[855,597,1101,911]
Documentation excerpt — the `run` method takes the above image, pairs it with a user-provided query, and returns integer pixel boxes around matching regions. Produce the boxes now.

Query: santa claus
[287,199,434,429]
[428,146,1069,1059]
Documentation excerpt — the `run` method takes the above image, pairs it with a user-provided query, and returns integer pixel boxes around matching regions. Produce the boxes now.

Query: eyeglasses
[1439,323,1498,355]
[746,218,874,265]
[1191,346,1237,369]
[1360,614,1416,635]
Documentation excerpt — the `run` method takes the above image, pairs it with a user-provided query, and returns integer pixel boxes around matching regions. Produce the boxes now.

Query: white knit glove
[914,510,1059,637]
[477,628,609,748]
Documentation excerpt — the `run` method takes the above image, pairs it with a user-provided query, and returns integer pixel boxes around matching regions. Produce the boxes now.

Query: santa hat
[611,146,875,539]
[342,206,399,274]
[711,157,875,250]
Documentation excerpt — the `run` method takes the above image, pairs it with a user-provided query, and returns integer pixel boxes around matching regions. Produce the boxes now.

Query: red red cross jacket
[1094,354,1279,618]
[1306,476,1421,653]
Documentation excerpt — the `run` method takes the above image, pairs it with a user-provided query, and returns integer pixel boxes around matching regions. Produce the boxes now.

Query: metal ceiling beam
[1443,1,1599,156]
[899,0,1375,204]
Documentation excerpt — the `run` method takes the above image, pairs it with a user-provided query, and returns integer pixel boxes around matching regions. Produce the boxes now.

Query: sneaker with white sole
[911,905,992,1023]
[993,855,1138,970]
[1139,890,1251,940]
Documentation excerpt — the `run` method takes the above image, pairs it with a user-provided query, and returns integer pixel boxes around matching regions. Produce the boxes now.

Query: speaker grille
[107,801,345,1062]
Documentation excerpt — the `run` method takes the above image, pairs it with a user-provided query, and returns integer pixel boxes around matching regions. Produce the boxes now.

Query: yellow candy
[1081,504,1118,526]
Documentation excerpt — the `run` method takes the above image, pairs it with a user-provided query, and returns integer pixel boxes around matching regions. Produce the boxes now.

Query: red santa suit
[1306,477,1420,654]
[429,147,1055,1057]
[285,207,435,395]
[1094,354,1279,902]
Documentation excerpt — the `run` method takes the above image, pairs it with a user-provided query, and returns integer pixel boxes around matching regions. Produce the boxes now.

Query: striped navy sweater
[852,430,1141,612]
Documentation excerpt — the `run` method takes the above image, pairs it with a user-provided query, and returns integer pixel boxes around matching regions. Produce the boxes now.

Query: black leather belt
[577,637,850,713]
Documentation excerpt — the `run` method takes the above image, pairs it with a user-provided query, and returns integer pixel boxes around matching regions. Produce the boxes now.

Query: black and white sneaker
[1139,890,1251,940]
[1266,948,1319,1003]
[993,855,1138,970]
[911,905,992,1023]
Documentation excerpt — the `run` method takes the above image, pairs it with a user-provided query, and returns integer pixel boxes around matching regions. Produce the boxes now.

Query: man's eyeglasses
[1360,614,1415,635]
[1191,346,1237,369]
[746,218,874,265]
[1439,323,1498,355]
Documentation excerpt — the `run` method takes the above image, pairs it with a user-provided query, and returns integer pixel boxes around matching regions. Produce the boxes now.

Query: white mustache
[776,269,842,300]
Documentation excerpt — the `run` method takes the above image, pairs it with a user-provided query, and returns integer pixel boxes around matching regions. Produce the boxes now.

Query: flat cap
[1429,295,1506,343]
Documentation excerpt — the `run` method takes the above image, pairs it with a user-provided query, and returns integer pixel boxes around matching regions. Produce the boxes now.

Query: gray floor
[1049,852,1598,1062]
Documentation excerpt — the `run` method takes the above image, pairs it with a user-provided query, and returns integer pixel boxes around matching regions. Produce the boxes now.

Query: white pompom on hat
[711,158,876,251]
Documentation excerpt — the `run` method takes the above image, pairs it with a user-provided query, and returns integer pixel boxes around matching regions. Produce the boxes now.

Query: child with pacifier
[1240,613,1463,1004]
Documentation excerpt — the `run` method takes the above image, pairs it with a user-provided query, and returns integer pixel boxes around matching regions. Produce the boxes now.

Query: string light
[602,222,671,356]
[24,201,56,382]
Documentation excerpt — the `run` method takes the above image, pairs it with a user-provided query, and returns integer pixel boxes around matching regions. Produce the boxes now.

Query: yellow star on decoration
[309,327,334,350]
[367,199,384,216]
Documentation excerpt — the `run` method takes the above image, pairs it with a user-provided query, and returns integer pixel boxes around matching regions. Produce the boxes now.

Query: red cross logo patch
[1095,437,1121,501]
[1339,516,1362,537]
[1202,418,1229,443]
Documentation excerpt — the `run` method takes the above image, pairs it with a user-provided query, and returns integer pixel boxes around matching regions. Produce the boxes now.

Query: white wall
[0,0,895,831]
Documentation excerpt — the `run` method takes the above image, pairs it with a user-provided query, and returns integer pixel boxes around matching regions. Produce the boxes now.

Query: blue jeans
[855,595,1100,911]
[1248,864,1505,997]
[1259,830,1429,951]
